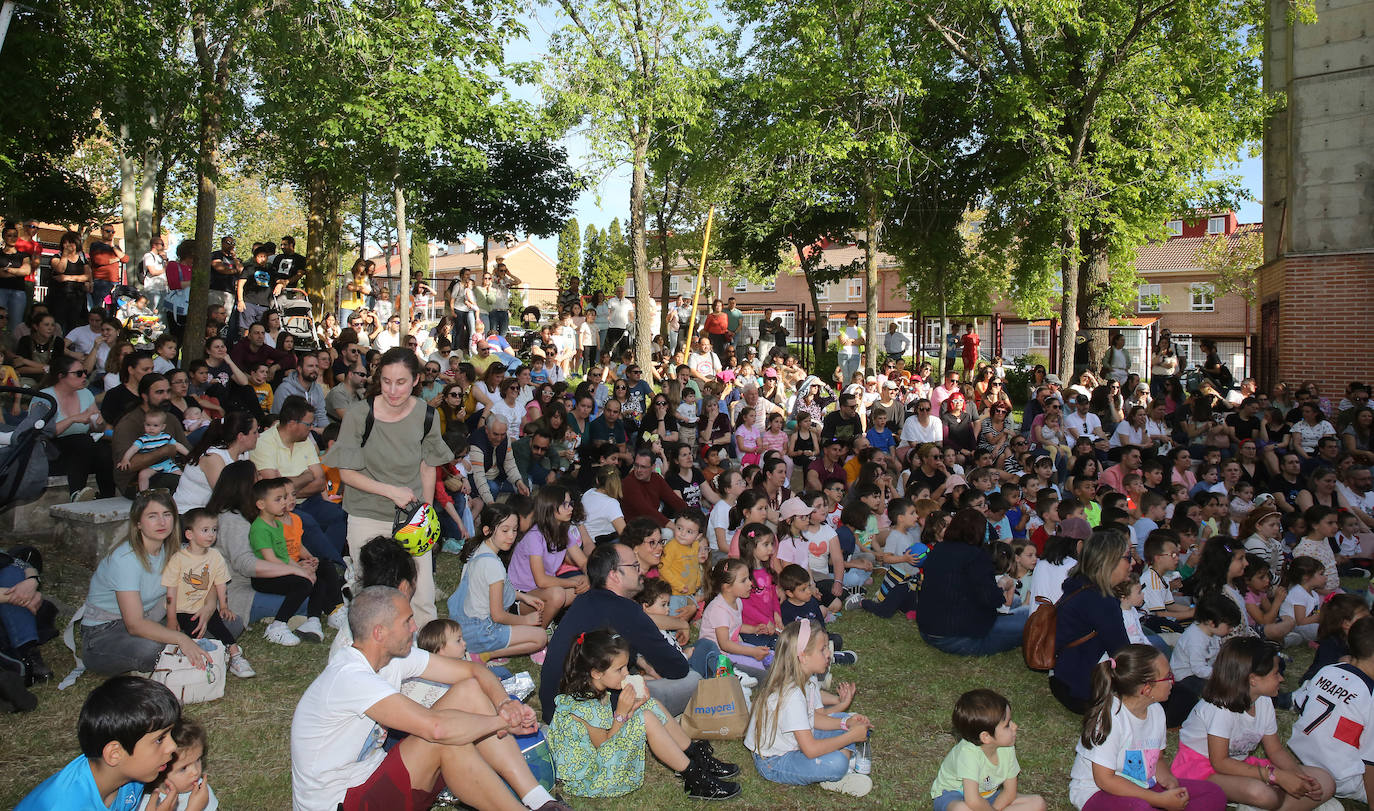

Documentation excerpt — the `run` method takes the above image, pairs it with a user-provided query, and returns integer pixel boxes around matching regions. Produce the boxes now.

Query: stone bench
[50,497,133,566]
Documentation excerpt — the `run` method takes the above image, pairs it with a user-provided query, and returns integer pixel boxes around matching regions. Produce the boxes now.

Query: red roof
[1135,223,1261,273]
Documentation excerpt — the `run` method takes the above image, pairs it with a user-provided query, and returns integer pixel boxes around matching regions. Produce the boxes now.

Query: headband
[796,619,811,659]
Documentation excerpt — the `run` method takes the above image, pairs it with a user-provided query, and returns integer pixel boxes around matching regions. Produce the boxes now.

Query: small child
[117,409,188,490]
[548,628,740,799]
[1297,593,1369,685]
[1010,540,1037,611]
[738,524,784,647]
[1166,593,1242,728]
[1334,511,1374,578]
[1116,581,1153,647]
[930,689,1045,811]
[745,620,873,797]
[659,508,707,618]
[1069,644,1225,810]
[447,503,548,661]
[247,361,273,411]
[1289,615,1374,805]
[701,558,771,676]
[1173,638,1335,805]
[864,408,895,454]
[1228,481,1257,535]
[778,564,855,663]
[162,508,254,678]
[1003,485,1029,541]
[1279,555,1327,642]
[141,718,218,811]
[1140,532,1193,624]
[247,477,344,646]
[402,619,473,707]
[16,676,180,811]
[864,497,926,619]
[634,577,693,660]
[181,405,211,434]
[1132,492,1168,558]
[1240,554,1298,644]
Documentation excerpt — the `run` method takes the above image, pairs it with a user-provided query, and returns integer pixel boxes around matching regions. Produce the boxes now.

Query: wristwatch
[614,713,629,724]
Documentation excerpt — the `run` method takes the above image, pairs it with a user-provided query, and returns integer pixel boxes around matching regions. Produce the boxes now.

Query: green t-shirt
[930,739,1020,799]
[249,516,290,564]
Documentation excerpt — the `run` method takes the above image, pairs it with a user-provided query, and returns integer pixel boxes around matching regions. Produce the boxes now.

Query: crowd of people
[6,222,1374,810]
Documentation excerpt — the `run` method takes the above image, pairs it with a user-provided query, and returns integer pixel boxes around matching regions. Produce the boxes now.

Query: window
[1166,219,1183,236]
[762,278,776,292]
[734,280,749,293]
[1029,325,1050,349]
[1207,216,1226,235]
[668,276,680,296]
[1190,283,1215,312]
[815,283,830,302]
[845,279,862,301]
[1137,283,1162,313]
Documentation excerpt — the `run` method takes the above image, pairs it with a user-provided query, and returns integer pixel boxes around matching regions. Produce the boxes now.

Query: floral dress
[549,693,670,797]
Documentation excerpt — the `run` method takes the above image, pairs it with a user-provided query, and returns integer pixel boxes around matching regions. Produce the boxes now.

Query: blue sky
[504,9,1265,260]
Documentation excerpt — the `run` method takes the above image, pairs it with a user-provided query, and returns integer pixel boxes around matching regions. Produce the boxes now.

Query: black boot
[0,670,37,713]
[678,759,740,801]
[21,644,52,686]
[684,739,740,778]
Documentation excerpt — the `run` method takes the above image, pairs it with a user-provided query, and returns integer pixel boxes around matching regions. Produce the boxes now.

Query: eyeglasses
[1149,672,1176,686]
[618,561,642,572]
[66,368,90,378]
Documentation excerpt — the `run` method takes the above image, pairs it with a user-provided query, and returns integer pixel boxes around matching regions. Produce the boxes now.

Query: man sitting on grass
[290,586,570,811]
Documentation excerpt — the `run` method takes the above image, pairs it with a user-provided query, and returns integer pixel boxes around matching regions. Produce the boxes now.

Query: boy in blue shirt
[778,564,857,664]
[17,676,181,811]
[864,408,896,454]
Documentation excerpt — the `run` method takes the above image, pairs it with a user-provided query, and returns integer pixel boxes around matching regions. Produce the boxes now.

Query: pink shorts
[1172,743,1272,781]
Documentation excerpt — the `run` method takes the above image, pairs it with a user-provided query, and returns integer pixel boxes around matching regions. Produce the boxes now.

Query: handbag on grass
[680,675,749,740]
[151,639,226,704]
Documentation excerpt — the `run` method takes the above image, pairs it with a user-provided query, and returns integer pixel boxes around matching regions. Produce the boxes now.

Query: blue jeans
[752,716,853,785]
[0,562,37,649]
[842,567,870,588]
[89,279,115,314]
[488,308,509,336]
[688,638,723,678]
[0,289,26,337]
[295,497,347,567]
[920,611,1027,656]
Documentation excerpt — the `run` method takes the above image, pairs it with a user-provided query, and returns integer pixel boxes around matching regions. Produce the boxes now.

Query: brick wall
[1267,252,1374,392]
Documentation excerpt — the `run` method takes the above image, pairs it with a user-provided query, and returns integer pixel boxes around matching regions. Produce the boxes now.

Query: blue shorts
[459,615,512,654]
[932,788,1000,811]
[668,594,696,615]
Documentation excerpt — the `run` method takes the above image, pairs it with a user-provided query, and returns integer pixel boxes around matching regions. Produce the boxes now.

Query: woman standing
[324,348,453,626]
[1150,336,1179,399]
[77,490,215,675]
[450,270,477,353]
[1101,332,1131,384]
[47,232,90,332]
[0,223,33,332]
[38,357,113,500]
[175,412,260,511]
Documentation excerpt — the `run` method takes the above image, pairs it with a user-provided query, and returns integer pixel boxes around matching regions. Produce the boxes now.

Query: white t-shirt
[67,324,101,355]
[900,415,944,445]
[1027,557,1076,611]
[581,489,624,540]
[802,524,839,579]
[688,351,721,380]
[1068,699,1167,808]
[1122,608,1149,645]
[1290,663,1374,788]
[707,500,733,553]
[1139,568,1174,613]
[606,297,634,329]
[744,680,823,758]
[460,548,508,620]
[1171,624,1220,681]
[1178,696,1277,760]
[290,646,431,811]
[1065,411,1103,441]
[1280,584,1321,620]
[1290,420,1336,453]
[837,326,862,359]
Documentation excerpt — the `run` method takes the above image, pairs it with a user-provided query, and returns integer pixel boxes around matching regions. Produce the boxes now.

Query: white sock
[521,786,554,809]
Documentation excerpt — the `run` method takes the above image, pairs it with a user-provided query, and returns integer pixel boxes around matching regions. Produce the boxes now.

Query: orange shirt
[283,512,304,561]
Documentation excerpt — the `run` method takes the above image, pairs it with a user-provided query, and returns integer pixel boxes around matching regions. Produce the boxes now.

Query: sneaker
[844,592,865,610]
[440,538,463,555]
[264,621,301,647]
[534,802,574,811]
[296,617,324,643]
[327,604,347,631]
[228,653,257,678]
[679,759,741,800]
[71,487,97,503]
[819,771,872,797]
[832,650,858,665]
[736,672,758,689]
[685,739,740,779]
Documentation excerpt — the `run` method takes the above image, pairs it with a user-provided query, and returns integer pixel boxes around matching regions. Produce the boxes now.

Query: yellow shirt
[250,424,321,479]
[659,539,702,597]
[161,547,230,615]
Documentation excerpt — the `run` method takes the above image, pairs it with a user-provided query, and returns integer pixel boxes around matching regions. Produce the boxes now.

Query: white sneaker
[228,653,256,678]
[296,616,324,643]
[737,672,758,689]
[844,592,865,609]
[71,487,97,503]
[264,620,301,647]
[819,771,872,797]
[327,604,347,631]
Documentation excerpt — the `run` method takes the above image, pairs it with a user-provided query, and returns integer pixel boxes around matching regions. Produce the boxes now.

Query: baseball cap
[1058,517,1093,541]
[764,368,778,378]
[883,380,898,389]
[778,497,814,521]
[1045,374,1063,385]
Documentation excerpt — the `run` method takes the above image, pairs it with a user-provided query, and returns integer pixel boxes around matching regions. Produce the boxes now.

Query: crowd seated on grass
[5,243,1374,808]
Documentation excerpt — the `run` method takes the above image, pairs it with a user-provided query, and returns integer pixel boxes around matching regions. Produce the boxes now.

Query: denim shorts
[933,788,1000,811]
[459,615,512,654]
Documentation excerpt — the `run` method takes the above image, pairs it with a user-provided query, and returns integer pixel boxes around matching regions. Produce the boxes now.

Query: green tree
[918,0,1271,373]
[410,225,430,286]
[729,0,923,373]
[556,217,581,311]
[1198,228,1263,301]
[543,0,723,371]
[605,219,630,284]
[581,224,618,297]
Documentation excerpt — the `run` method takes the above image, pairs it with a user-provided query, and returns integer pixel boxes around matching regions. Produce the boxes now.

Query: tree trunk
[1056,219,1080,377]
[305,170,327,311]
[393,158,410,329]
[1077,229,1112,377]
[938,278,948,380]
[629,130,653,373]
[118,130,140,276]
[657,219,672,341]
[796,244,825,367]
[324,194,344,313]
[184,114,221,365]
[862,181,880,375]
[134,138,159,280]
[152,149,170,239]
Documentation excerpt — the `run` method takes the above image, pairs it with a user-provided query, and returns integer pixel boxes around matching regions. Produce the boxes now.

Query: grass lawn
[1,537,1357,810]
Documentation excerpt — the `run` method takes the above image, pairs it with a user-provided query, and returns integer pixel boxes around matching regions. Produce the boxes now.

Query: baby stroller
[277,288,319,352]
[113,284,167,346]
[0,388,56,516]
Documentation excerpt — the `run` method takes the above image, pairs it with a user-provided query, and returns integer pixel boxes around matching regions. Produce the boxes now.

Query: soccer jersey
[1139,568,1175,613]
[1290,663,1374,797]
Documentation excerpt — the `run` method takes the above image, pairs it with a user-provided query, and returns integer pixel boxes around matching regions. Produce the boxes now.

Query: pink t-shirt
[741,567,780,626]
[777,535,808,569]
[700,595,742,647]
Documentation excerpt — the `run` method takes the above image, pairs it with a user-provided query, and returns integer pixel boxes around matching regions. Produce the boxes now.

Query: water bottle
[853,730,872,775]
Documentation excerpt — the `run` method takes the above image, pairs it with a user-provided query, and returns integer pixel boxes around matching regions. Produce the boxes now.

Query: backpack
[360,397,436,448]
[1022,585,1098,672]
